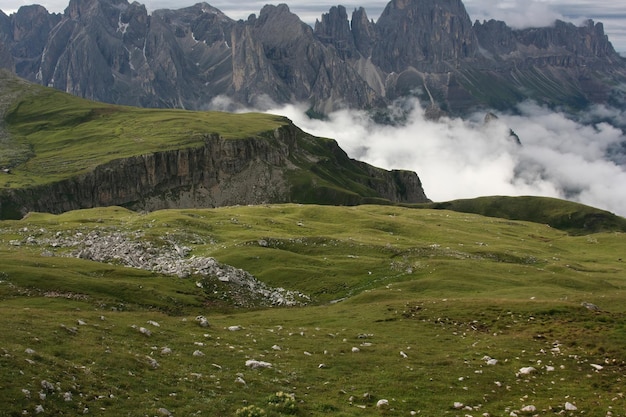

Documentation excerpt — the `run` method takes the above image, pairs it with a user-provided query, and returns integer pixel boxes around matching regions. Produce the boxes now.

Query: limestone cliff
[0,123,429,219]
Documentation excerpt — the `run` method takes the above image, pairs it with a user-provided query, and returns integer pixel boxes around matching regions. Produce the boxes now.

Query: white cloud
[256,100,626,217]
[466,0,567,28]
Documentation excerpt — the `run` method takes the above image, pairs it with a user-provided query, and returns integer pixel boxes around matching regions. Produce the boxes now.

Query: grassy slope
[1,204,625,416]
[0,70,286,188]
[422,195,626,235]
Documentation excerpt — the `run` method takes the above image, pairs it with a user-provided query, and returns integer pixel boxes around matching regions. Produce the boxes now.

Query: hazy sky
[2,0,626,53]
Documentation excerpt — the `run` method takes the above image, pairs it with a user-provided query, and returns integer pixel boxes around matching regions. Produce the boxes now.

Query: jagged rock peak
[252,3,312,41]
[174,2,225,15]
[65,0,130,20]
[350,7,376,58]
[475,17,618,59]
[373,0,477,71]
[314,5,357,59]
[259,4,293,19]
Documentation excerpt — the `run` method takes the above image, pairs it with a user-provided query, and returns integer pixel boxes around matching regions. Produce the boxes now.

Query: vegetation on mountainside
[1,71,285,188]
[423,195,626,235]
[0,204,625,416]
[1,71,424,219]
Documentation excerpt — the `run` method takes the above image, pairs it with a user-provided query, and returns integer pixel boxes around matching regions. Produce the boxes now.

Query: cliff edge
[0,71,429,219]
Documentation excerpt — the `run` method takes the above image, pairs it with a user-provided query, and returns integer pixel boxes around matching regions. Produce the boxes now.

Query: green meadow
[1,203,625,416]
[1,70,286,188]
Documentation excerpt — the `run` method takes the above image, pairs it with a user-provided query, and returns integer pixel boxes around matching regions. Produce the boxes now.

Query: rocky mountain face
[1,0,625,114]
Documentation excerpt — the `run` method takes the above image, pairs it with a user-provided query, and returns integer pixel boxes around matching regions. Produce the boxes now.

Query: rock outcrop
[10,226,311,307]
[0,120,429,219]
[231,5,380,114]
[1,0,625,113]
[371,0,477,72]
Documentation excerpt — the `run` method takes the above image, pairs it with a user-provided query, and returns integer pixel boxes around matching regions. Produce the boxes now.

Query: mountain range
[1,0,625,115]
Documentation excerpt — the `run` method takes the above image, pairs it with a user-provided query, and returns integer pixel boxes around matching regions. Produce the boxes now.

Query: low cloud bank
[467,0,568,29]
[255,99,626,217]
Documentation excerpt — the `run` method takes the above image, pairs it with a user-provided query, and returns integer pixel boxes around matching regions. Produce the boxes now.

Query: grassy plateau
[0,203,625,416]
[0,70,286,188]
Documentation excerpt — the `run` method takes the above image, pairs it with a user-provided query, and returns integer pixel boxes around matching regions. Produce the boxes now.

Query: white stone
[245,359,272,369]
[517,366,536,375]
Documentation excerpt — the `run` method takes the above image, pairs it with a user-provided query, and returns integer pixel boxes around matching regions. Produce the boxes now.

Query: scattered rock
[27,229,309,307]
[482,355,498,365]
[157,407,172,416]
[581,302,600,311]
[146,356,159,369]
[195,316,210,327]
[376,399,389,408]
[245,359,272,369]
[516,366,536,376]
[40,380,55,392]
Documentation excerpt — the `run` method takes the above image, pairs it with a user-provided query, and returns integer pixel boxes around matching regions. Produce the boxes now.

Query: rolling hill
[0,203,625,416]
